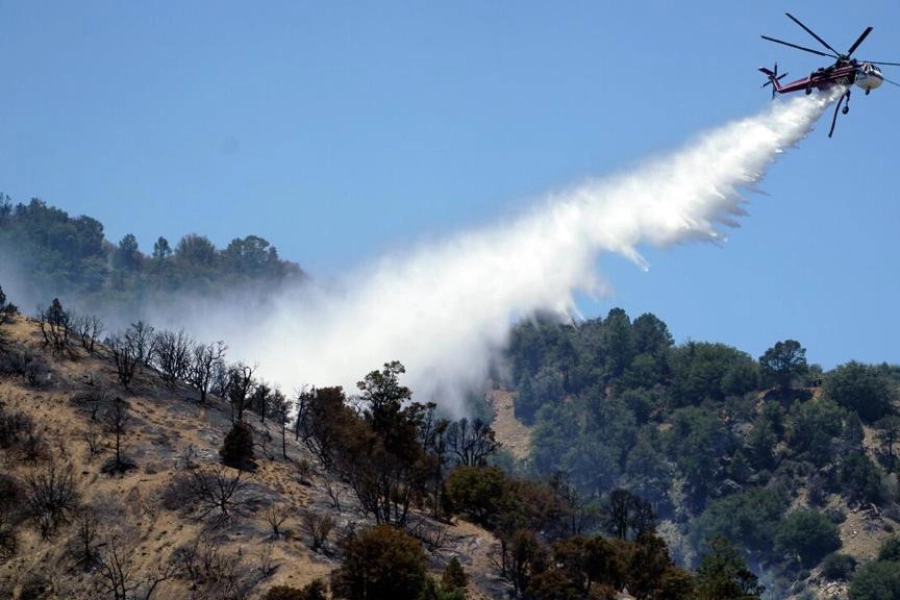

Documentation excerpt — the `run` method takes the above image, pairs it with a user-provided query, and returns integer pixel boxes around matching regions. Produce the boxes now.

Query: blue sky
[2,1,899,371]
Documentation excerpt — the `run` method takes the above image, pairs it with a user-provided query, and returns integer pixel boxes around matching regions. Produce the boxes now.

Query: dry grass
[488,390,531,461]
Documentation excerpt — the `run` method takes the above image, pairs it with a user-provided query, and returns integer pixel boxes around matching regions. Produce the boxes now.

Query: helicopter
[759,12,900,137]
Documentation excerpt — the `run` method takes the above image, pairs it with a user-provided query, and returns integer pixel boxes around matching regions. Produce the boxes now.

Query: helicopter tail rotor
[760,63,789,99]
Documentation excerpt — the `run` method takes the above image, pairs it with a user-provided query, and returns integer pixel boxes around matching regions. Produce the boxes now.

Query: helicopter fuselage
[774,62,883,95]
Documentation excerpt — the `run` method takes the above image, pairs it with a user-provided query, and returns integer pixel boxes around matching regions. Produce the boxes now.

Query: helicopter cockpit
[856,62,884,93]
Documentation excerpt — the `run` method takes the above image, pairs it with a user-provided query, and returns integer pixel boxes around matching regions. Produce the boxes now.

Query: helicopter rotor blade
[867,60,900,67]
[881,76,900,88]
[761,35,833,58]
[785,12,841,57]
[846,26,873,57]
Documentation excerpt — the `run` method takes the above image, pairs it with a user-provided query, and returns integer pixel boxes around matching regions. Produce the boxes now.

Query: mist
[188,91,837,415]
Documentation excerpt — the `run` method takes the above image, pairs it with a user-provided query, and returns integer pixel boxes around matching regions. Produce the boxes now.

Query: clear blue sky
[2,1,899,370]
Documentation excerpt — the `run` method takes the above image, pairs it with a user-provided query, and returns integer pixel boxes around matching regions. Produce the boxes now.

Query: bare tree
[549,471,600,536]
[444,417,500,467]
[102,398,135,474]
[170,534,255,599]
[68,508,102,571]
[152,329,193,389]
[95,535,136,600]
[185,466,248,525]
[300,509,335,553]
[266,503,291,540]
[95,531,177,600]
[19,422,49,463]
[124,321,156,366]
[24,460,80,538]
[187,341,226,404]
[70,312,105,354]
[222,363,256,423]
[71,387,114,422]
[83,426,105,459]
[109,335,140,390]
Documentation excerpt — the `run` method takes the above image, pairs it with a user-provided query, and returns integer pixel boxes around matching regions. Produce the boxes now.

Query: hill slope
[0,316,504,599]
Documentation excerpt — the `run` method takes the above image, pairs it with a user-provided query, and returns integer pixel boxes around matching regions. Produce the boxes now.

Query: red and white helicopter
[759,13,900,137]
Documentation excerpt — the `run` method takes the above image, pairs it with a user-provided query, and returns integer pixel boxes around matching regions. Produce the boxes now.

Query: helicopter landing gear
[866,88,871,95]
[805,86,812,95]
[842,105,850,114]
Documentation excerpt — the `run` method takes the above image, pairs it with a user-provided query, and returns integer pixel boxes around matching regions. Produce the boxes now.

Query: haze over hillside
[3,89,838,418]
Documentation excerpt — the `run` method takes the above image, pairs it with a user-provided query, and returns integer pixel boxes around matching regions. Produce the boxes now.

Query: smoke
[214,90,837,415]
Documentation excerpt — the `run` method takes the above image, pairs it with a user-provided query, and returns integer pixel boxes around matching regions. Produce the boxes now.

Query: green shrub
[442,556,469,591]
[774,509,841,568]
[331,524,427,600]
[849,561,900,600]
[219,421,255,470]
[878,536,900,562]
[821,553,857,582]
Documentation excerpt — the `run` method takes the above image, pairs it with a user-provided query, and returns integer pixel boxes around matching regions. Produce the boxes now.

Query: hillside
[0,315,507,600]
[503,311,900,599]
[0,195,306,320]
[3,308,899,600]
[2,236,900,600]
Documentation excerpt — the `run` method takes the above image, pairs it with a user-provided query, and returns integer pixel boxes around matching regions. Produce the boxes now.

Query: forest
[0,194,305,315]
[1,195,899,600]
[504,310,900,597]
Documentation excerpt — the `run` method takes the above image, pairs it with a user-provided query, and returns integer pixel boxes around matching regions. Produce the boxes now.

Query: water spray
[222,91,838,414]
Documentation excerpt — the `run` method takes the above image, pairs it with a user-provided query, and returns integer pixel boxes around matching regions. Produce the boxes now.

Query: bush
[0,406,32,449]
[0,285,17,324]
[24,461,80,538]
[840,451,887,506]
[878,536,900,562]
[821,553,857,581]
[774,509,841,568]
[100,455,137,474]
[442,556,469,591]
[19,573,50,600]
[445,465,514,531]
[264,581,328,600]
[331,524,427,600]
[220,421,255,470]
[300,509,335,553]
[0,473,23,561]
[825,362,895,424]
[849,561,900,600]
[264,586,305,600]
[825,507,847,524]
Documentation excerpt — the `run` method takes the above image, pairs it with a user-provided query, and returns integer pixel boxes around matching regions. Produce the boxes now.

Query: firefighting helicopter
[759,12,900,137]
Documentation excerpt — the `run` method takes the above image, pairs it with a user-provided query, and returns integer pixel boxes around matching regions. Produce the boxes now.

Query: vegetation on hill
[0,288,773,600]
[505,309,900,597]
[2,197,900,599]
[0,194,305,315]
